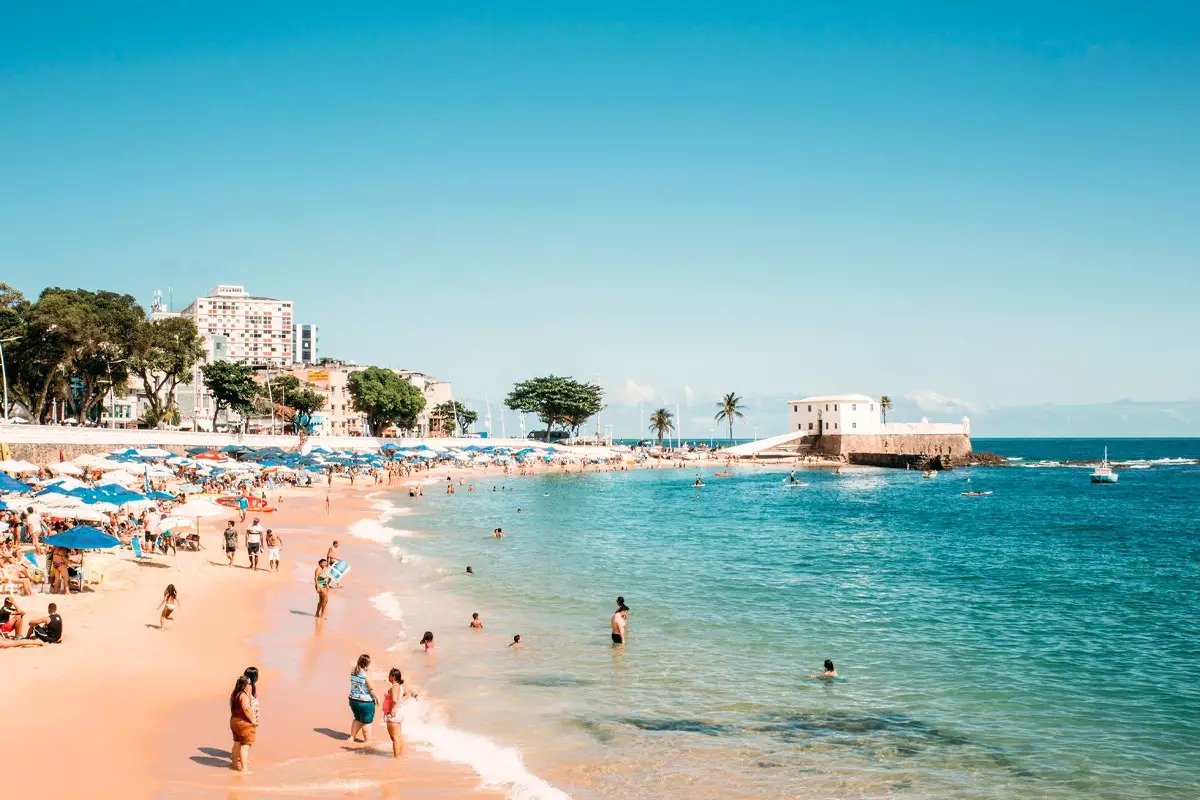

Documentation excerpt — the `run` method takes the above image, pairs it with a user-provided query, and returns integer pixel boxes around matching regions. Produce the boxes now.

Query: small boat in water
[923,470,937,479]
[1090,447,1119,484]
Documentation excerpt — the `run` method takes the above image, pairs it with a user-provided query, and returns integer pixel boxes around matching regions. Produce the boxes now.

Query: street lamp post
[0,336,18,422]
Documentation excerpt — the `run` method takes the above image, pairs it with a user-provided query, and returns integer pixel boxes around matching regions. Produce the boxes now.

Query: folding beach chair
[22,552,48,593]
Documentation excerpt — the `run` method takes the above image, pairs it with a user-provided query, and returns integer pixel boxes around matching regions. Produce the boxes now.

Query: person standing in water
[611,600,629,644]
[470,612,484,629]
[420,631,435,653]
[348,653,378,743]
[314,559,331,618]
[810,659,838,679]
[383,667,419,758]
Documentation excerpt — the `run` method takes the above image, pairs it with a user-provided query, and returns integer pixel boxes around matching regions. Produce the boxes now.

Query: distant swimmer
[420,631,435,653]
[788,470,797,485]
[508,634,522,648]
[470,613,483,629]
[465,566,474,575]
[517,508,523,514]
[693,473,704,488]
[492,528,504,538]
[810,659,838,679]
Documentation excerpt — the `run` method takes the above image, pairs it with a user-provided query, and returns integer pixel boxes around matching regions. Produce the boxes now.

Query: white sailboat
[1090,447,1118,484]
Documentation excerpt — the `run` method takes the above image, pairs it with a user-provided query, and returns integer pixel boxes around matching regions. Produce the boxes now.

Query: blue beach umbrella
[42,526,121,550]
[0,473,32,493]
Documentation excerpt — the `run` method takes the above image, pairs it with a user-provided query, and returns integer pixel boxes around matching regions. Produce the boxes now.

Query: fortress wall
[813,433,972,459]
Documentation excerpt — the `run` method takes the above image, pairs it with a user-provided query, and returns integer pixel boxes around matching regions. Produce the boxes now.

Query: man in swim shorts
[25,602,63,643]
[246,518,263,570]
[611,601,628,644]
[265,529,282,572]
[223,521,239,567]
[0,596,25,639]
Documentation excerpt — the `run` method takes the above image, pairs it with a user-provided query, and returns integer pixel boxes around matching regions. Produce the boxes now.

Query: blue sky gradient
[3,3,1198,434]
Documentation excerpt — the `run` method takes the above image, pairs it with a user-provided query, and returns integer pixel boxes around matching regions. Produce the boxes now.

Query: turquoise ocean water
[376,439,1199,799]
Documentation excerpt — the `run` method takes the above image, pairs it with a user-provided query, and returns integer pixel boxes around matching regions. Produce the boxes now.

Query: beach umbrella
[135,447,173,458]
[43,526,121,549]
[47,462,84,476]
[0,459,39,474]
[156,516,194,532]
[34,504,109,523]
[0,472,31,493]
[146,490,177,501]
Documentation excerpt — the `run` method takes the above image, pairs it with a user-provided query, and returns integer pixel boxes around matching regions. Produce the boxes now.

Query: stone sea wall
[812,433,973,459]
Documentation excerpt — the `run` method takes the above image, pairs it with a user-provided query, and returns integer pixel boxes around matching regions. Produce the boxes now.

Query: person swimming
[508,634,521,648]
[810,659,838,679]
[420,630,435,653]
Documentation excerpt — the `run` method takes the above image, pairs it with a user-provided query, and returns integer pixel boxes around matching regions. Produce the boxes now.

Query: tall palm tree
[648,407,675,447]
[880,395,893,424]
[714,392,746,443]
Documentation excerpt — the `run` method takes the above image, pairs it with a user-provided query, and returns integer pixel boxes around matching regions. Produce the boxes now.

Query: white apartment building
[182,284,294,367]
[788,394,882,434]
[293,324,318,365]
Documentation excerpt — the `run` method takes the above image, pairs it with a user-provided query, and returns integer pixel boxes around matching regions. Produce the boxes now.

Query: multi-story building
[293,324,318,365]
[181,284,293,367]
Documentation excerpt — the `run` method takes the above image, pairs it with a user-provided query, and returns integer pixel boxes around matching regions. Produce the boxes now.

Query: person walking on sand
[237,495,248,523]
[348,653,378,743]
[229,675,257,771]
[314,559,332,618]
[157,584,178,629]
[265,529,282,572]
[246,518,263,571]
[223,521,239,567]
[383,667,419,758]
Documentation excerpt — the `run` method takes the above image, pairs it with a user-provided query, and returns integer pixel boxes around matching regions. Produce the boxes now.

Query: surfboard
[328,559,351,583]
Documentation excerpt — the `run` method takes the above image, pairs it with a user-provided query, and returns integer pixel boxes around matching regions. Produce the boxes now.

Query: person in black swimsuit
[25,602,63,644]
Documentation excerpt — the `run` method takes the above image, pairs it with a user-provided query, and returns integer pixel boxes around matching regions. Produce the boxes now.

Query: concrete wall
[811,433,972,458]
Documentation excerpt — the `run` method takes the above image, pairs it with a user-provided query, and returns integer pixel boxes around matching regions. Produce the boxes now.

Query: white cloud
[903,390,982,415]
[611,378,656,405]
[683,385,695,407]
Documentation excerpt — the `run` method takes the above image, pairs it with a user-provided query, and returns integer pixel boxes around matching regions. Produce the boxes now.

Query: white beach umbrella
[32,503,108,523]
[73,453,124,471]
[136,447,173,458]
[156,516,194,532]
[173,497,231,540]
[39,476,87,490]
[98,470,141,487]
[0,459,40,474]
[47,462,84,476]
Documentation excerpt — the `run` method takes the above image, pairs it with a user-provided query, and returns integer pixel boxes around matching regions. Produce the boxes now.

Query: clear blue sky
[2,3,1198,433]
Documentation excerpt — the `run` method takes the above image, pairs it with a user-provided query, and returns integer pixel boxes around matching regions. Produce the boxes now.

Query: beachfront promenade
[0,425,555,461]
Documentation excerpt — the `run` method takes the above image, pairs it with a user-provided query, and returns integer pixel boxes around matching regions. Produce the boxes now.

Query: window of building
[808,405,812,412]
[798,424,802,430]
[852,404,857,411]
[852,422,857,429]
[808,422,813,430]
[834,404,838,411]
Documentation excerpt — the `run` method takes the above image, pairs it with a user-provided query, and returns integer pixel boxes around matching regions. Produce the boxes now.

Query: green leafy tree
[347,367,426,436]
[0,284,30,417]
[504,375,604,440]
[128,317,204,426]
[200,361,259,430]
[648,407,675,446]
[430,400,477,436]
[880,395,893,424]
[714,391,747,443]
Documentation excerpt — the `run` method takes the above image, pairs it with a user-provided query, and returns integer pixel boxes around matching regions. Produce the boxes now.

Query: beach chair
[131,537,149,560]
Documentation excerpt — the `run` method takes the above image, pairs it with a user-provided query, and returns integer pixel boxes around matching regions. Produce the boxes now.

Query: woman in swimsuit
[314,559,330,618]
[229,675,257,771]
[348,653,378,743]
[383,667,419,758]
[157,584,178,629]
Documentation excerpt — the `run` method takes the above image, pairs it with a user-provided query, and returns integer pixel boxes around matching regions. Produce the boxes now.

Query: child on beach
[420,631,435,653]
[383,668,419,758]
[157,584,178,629]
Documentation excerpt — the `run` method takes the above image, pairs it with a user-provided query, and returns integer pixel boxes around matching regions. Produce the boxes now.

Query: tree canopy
[430,400,477,436]
[1,286,144,422]
[648,407,675,446]
[129,316,204,427]
[261,373,325,432]
[200,361,259,430]
[504,375,604,438]
[347,367,426,436]
[714,392,747,443]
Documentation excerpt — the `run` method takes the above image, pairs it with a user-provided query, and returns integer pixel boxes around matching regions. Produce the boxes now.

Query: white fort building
[787,394,970,437]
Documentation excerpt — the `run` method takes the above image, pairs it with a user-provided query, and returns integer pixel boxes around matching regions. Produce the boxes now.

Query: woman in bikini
[314,559,331,618]
[229,674,257,771]
[383,667,420,758]
[157,584,178,629]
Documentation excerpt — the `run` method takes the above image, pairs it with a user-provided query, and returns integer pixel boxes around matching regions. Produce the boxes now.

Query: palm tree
[880,395,893,424]
[714,392,746,444]
[648,407,675,447]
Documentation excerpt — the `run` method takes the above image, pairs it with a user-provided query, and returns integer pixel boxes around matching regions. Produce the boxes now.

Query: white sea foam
[400,699,572,800]
[369,591,407,652]
[347,517,398,545]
